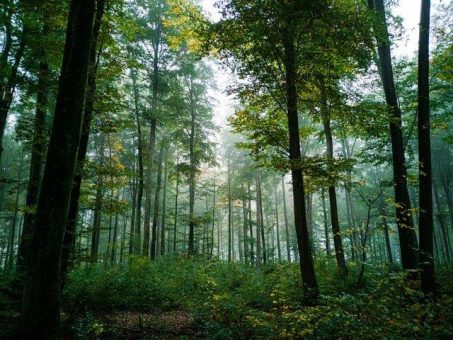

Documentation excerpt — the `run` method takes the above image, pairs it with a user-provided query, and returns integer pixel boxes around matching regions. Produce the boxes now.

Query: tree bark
[283,33,319,303]
[62,0,106,277]
[417,0,435,294]
[150,143,164,260]
[282,176,291,262]
[18,1,96,337]
[368,0,419,271]
[320,84,347,273]
[160,153,168,256]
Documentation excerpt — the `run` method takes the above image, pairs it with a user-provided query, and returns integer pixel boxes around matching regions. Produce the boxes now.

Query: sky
[198,0,443,129]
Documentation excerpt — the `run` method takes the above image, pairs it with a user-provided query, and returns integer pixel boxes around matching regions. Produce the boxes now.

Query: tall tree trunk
[160,154,168,256]
[17,54,49,276]
[18,1,96,337]
[173,167,179,253]
[61,0,106,277]
[368,0,419,271]
[255,172,262,264]
[320,85,347,274]
[90,134,105,261]
[274,185,282,261]
[188,78,196,256]
[227,158,232,262]
[129,165,137,254]
[143,27,161,257]
[110,190,121,264]
[417,0,435,294]
[242,184,249,264]
[130,67,144,254]
[321,188,330,256]
[150,143,164,260]
[210,180,216,259]
[283,33,318,303]
[248,181,254,264]
[282,176,291,262]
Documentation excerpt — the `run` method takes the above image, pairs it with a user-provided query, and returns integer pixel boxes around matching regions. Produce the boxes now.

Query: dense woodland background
[0,0,452,338]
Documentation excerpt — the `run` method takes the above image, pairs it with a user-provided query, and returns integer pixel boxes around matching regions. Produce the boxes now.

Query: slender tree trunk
[18,1,96,337]
[160,154,168,257]
[131,67,144,254]
[282,176,291,262]
[228,159,232,262]
[129,165,137,254]
[283,33,319,303]
[368,0,419,271]
[210,180,216,258]
[417,0,435,294]
[173,168,179,253]
[90,134,105,261]
[188,78,196,257]
[320,85,347,274]
[433,182,451,259]
[150,143,164,260]
[255,172,262,264]
[143,28,160,257]
[242,184,249,264]
[274,185,282,261]
[321,188,330,256]
[381,207,394,264]
[248,182,254,264]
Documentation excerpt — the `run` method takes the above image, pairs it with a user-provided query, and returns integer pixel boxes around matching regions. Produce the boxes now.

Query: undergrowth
[63,256,453,338]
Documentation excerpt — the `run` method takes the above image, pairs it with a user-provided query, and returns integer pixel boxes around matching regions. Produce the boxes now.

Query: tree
[18,1,97,337]
[417,0,435,294]
[367,0,419,272]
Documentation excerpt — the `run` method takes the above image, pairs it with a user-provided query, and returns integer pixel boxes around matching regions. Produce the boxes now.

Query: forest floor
[1,257,453,339]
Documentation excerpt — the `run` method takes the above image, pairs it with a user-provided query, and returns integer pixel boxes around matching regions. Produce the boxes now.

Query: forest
[0,0,452,338]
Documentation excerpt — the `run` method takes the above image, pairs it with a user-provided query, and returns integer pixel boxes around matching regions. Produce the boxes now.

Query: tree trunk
[242,184,249,264]
[188,78,196,256]
[90,134,105,261]
[321,188,330,256]
[417,0,435,294]
[130,67,144,254]
[61,0,106,277]
[173,167,179,253]
[283,33,318,303]
[227,159,232,262]
[150,143,164,260]
[274,185,282,261]
[368,0,419,271]
[18,1,96,337]
[320,85,347,274]
[160,153,168,257]
[282,176,291,262]
[433,181,451,259]
[143,27,160,257]
[17,56,49,275]
[381,207,394,264]
[248,181,254,264]
[129,165,137,254]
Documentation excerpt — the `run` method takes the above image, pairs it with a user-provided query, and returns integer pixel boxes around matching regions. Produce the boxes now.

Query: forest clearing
[0,0,452,338]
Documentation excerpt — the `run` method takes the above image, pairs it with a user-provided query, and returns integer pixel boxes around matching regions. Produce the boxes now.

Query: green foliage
[64,257,453,338]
